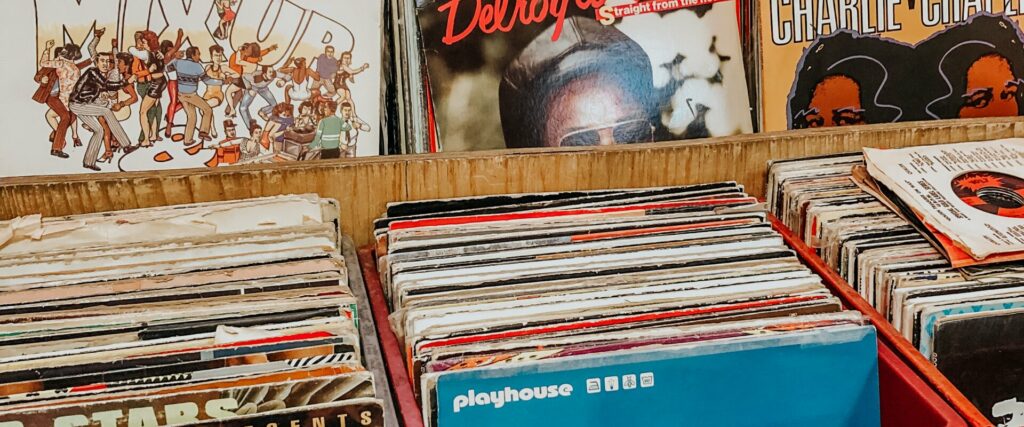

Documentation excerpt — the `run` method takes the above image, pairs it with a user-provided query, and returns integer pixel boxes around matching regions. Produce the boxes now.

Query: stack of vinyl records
[386,0,431,154]
[0,195,386,427]
[371,184,882,427]
[862,139,1024,267]
[767,144,1024,424]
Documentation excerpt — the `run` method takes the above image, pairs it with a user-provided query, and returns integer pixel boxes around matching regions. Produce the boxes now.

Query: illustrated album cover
[756,2,1024,131]
[0,1,383,178]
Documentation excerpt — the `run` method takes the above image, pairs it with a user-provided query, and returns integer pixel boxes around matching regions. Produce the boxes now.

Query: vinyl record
[951,171,1024,219]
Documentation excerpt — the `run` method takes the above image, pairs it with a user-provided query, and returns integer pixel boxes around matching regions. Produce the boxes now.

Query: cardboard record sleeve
[357,217,980,427]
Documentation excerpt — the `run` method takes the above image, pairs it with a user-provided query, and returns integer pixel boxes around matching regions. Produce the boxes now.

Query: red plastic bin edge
[769,215,991,426]
[877,336,967,427]
[359,246,426,427]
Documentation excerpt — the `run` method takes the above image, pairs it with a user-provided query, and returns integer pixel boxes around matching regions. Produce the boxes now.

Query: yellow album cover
[758,1,1024,131]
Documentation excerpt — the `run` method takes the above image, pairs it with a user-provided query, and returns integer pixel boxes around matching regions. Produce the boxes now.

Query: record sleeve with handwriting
[417,0,752,151]
[863,139,1024,264]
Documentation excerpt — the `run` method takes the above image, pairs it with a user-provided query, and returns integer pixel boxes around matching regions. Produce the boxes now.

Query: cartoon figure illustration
[33,60,65,152]
[240,120,264,162]
[16,1,380,176]
[261,103,294,152]
[277,57,319,104]
[334,51,369,105]
[214,0,238,40]
[174,46,222,145]
[203,45,229,138]
[162,39,187,138]
[920,14,1024,120]
[87,29,139,164]
[338,102,370,157]
[279,100,318,158]
[205,119,242,167]
[223,44,249,119]
[100,52,140,162]
[311,45,340,97]
[230,43,279,132]
[287,101,318,141]
[130,29,184,146]
[37,38,93,157]
[67,49,136,171]
[788,31,912,129]
[308,101,369,159]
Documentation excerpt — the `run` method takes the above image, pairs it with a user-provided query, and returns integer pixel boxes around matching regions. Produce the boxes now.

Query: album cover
[0,373,374,427]
[0,1,384,178]
[932,309,1024,426]
[918,296,1024,358]
[769,152,1024,427]
[416,0,752,151]
[374,184,894,426]
[756,3,1024,131]
[426,325,879,427]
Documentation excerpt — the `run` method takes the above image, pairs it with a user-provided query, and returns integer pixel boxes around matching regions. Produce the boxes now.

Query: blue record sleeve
[429,324,880,427]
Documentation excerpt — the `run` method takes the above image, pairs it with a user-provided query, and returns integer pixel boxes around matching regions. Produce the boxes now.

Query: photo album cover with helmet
[416,0,754,152]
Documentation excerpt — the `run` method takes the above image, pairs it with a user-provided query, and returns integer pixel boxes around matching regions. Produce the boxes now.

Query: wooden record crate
[3,116,1019,426]
[3,117,1023,247]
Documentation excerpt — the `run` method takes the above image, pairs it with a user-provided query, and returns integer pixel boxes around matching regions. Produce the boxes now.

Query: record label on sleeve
[951,171,1024,219]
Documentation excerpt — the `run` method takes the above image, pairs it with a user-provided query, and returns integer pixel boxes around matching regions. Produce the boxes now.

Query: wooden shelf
[3,117,1023,245]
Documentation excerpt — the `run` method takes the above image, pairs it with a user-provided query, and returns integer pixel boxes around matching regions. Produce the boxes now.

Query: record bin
[357,216,977,427]
[4,117,1020,427]
[769,216,991,427]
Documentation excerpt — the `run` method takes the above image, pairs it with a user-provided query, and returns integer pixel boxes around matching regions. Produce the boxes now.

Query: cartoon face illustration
[788,31,910,129]
[923,15,1024,120]
[95,52,115,74]
[789,14,1024,129]
[804,75,866,128]
[958,53,1021,118]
